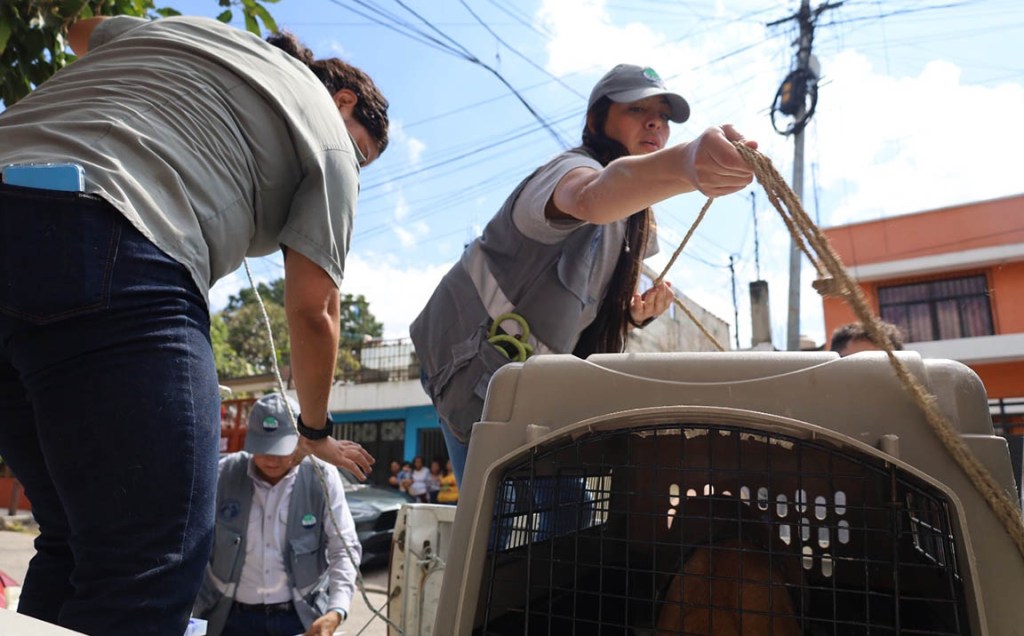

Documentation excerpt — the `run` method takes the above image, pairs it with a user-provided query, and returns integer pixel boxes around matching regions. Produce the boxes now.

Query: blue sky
[170,0,1024,348]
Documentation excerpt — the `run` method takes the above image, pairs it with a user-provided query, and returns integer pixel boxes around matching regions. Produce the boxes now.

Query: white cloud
[387,121,427,167]
[388,191,431,247]
[393,191,409,221]
[393,225,416,248]
[342,253,454,339]
[539,0,669,75]
[814,52,1024,225]
[407,137,426,165]
[326,40,349,58]
[209,270,245,312]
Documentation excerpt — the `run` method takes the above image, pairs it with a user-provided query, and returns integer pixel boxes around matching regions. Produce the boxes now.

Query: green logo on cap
[642,67,663,85]
[262,416,279,432]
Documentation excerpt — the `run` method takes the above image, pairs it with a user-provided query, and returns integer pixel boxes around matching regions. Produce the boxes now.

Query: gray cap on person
[587,64,690,123]
[245,393,299,456]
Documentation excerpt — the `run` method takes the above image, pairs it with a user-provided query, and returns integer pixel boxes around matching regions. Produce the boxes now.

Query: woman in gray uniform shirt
[0,16,384,635]
[411,64,758,484]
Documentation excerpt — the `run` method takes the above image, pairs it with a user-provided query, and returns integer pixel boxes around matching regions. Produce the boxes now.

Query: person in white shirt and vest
[194,393,360,636]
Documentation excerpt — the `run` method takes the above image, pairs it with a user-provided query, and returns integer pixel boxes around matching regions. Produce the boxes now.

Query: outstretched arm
[550,125,758,225]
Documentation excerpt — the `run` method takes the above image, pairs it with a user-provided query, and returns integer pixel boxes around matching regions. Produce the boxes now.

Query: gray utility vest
[193,454,331,635]
[410,148,628,442]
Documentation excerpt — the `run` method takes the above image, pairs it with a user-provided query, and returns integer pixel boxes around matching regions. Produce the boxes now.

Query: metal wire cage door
[476,421,969,635]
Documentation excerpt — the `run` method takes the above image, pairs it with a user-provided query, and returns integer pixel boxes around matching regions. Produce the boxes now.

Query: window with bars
[878,274,993,342]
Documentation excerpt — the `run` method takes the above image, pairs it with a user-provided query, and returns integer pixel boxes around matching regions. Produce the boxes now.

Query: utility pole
[750,191,761,281]
[729,255,740,350]
[769,0,842,351]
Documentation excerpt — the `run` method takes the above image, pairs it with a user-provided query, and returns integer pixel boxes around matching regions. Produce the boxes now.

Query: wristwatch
[296,414,332,441]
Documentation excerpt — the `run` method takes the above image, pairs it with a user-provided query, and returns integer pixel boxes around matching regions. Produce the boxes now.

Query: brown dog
[656,538,801,635]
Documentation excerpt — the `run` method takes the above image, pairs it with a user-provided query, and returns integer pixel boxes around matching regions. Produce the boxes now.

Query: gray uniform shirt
[0,16,363,299]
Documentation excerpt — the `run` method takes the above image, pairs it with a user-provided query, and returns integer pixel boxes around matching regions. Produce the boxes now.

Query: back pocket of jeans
[0,195,120,324]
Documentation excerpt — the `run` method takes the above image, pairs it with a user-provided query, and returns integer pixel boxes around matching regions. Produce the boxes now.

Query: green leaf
[253,4,277,33]
[0,19,11,55]
[215,9,232,23]
[59,0,89,20]
[243,12,258,35]
[155,7,181,17]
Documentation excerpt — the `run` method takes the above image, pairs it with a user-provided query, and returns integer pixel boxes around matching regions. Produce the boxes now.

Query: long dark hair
[266,31,390,155]
[572,96,653,358]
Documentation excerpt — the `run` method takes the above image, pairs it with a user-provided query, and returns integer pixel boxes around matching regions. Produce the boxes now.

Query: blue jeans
[420,369,471,486]
[0,184,220,634]
[438,415,470,486]
[221,606,305,636]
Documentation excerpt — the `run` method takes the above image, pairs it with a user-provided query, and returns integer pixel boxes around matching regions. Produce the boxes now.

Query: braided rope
[652,197,725,351]
[723,145,1024,559]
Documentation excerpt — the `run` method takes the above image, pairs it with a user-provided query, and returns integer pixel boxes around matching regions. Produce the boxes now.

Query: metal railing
[338,338,420,384]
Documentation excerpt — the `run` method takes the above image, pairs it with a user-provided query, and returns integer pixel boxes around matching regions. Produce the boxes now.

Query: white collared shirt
[233,457,360,614]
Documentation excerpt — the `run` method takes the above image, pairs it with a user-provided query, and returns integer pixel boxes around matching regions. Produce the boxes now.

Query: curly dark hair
[572,96,653,358]
[829,321,905,354]
[266,31,390,155]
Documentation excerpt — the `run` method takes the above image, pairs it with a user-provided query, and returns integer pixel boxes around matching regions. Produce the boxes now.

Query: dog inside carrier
[434,352,1024,635]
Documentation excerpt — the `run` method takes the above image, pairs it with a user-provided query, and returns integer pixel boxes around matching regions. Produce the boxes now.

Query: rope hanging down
[652,198,726,352]
[660,144,1024,561]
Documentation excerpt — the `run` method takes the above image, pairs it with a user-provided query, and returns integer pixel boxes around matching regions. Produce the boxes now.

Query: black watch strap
[296,414,332,440]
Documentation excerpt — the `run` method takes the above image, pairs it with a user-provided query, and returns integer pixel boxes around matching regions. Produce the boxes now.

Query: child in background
[427,459,443,503]
[397,461,413,495]
[437,459,459,505]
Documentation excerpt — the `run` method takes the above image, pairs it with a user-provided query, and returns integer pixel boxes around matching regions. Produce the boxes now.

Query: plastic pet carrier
[433,352,1024,635]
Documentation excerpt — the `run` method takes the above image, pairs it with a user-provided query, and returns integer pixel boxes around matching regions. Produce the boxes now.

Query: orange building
[822,193,1024,431]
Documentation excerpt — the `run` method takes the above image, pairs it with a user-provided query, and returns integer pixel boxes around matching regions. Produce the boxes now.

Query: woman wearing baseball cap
[411,63,758,482]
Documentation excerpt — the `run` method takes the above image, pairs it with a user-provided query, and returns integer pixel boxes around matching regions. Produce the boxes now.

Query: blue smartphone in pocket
[2,163,85,192]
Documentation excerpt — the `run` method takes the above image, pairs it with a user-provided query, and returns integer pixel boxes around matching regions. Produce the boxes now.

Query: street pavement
[0,526,393,636]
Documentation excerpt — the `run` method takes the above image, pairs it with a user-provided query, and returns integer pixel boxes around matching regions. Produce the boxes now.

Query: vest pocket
[289,532,323,589]
[432,322,513,443]
[209,527,243,582]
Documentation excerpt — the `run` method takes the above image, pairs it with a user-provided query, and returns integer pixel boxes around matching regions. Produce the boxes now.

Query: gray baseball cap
[245,393,299,456]
[587,64,690,123]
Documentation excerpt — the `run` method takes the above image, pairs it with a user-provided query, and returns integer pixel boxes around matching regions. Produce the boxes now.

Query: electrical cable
[326,0,570,147]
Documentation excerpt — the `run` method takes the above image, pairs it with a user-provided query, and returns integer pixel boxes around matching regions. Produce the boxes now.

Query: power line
[458,0,584,99]
[325,0,569,147]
